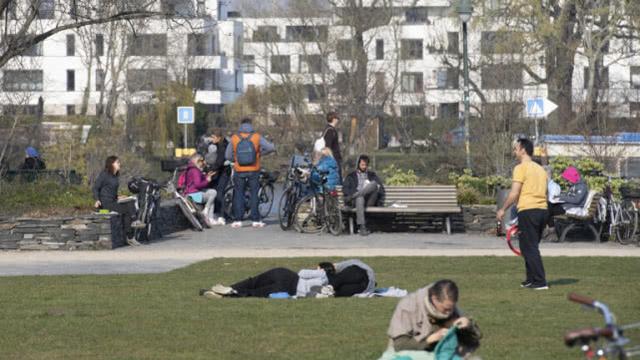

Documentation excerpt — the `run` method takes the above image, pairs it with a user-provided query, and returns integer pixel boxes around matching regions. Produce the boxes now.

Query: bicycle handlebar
[564,327,613,347]
[568,293,595,306]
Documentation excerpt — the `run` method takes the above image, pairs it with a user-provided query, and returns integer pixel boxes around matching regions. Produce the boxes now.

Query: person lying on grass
[384,280,481,358]
[200,262,336,298]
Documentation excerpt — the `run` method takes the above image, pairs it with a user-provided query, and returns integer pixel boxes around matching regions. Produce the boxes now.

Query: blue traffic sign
[525,97,557,118]
[177,106,194,124]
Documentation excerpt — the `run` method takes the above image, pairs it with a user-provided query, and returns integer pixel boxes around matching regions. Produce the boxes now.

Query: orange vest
[231,132,261,172]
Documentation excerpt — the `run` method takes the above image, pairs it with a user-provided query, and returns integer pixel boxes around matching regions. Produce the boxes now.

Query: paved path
[1,218,639,276]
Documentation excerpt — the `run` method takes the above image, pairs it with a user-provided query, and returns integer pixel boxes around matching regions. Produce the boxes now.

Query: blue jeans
[233,171,260,222]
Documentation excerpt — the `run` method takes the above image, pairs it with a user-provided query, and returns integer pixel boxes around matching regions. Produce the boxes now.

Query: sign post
[177,106,195,149]
[525,97,557,144]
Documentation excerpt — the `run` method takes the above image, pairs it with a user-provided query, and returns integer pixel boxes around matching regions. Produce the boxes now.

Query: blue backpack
[236,133,257,166]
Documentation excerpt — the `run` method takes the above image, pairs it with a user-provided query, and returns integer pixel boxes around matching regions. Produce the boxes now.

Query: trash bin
[496,188,514,233]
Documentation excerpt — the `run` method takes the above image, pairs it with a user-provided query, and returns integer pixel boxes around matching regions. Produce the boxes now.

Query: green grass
[0,257,639,359]
[0,181,94,216]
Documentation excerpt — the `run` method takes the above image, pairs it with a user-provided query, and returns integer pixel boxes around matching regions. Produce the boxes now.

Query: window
[128,34,167,56]
[95,34,104,56]
[481,31,522,55]
[436,68,459,89]
[481,64,522,89]
[401,39,423,60]
[286,26,328,42]
[37,0,55,19]
[161,0,195,17]
[306,85,325,103]
[376,39,384,60]
[67,70,75,91]
[67,105,76,116]
[242,55,255,73]
[300,55,323,73]
[405,7,428,24]
[96,69,105,91]
[253,26,279,42]
[2,105,39,116]
[583,67,609,89]
[447,32,459,54]
[271,55,290,74]
[127,69,167,91]
[3,70,43,91]
[188,69,217,91]
[235,71,240,92]
[66,35,75,56]
[188,33,216,55]
[8,35,44,56]
[337,40,353,60]
[401,72,423,93]
[631,67,640,89]
[334,72,350,93]
[197,0,206,16]
[439,103,459,120]
[401,106,424,117]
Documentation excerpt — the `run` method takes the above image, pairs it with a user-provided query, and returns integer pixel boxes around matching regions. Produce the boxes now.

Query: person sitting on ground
[384,280,481,357]
[201,262,336,299]
[342,154,386,236]
[310,147,340,192]
[548,166,589,220]
[330,259,376,297]
[20,146,46,171]
[183,153,217,227]
[92,156,144,246]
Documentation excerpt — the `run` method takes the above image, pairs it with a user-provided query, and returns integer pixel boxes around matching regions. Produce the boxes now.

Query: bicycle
[564,293,640,359]
[166,166,205,231]
[127,177,162,243]
[292,167,343,235]
[597,176,638,245]
[278,155,312,230]
[222,168,278,221]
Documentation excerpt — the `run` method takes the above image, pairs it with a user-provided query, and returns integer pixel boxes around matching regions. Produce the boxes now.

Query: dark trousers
[518,209,548,286]
[331,265,368,297]
[104,200,136,238]
[233,171,260,222]
[231,267,299,297]
[213,171,230,218]
[548,203,566,227]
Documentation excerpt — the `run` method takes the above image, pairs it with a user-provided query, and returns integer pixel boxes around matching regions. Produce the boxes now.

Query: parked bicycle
[279,155,312,230]
[292,166,343,235]
[127,177,162,243]
[222,168,278,221]
[564,293,640,359]
[597,176,638,245]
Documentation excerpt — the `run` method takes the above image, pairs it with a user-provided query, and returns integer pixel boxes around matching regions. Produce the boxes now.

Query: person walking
[497,138,549,290]
[225,118,275,228]
[342,154,385,236]
[323,112,343,181]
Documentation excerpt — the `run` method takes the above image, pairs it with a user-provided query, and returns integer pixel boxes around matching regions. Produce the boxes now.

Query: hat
[561,166,580,184]
[25,146,39,158]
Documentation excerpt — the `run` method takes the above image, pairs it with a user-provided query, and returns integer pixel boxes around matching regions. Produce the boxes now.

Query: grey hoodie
[558,179,589,211]
[335,259,376,294]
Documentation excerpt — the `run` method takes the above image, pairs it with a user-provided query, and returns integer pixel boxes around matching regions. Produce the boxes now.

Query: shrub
[550,156,625,196]
[456,184,481,205]
[381,164,419,186]
[0,180,94,217]
[449,169,510,199]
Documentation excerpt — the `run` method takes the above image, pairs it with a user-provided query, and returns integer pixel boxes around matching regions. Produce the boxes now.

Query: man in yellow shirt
[497,138,549,290]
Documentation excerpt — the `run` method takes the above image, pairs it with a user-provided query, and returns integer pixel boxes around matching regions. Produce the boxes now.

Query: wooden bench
[335,185,461,235]
[553,190,601,242]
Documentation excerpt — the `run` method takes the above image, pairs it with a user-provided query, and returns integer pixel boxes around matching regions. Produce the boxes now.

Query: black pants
[330,265,368,297]
[213,171,230,218]
[548,203,566,227]
[104,201,136,239]
[231,267,299,297]
[518,209,548,286]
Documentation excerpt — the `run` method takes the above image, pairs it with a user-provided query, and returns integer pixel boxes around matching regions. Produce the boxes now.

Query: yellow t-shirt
[513,160,548,211]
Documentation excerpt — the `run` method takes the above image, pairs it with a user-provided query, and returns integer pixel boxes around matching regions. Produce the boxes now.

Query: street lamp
[457,0,473,170]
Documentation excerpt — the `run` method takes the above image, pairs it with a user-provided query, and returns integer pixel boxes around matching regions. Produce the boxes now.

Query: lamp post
[457,0,473,170]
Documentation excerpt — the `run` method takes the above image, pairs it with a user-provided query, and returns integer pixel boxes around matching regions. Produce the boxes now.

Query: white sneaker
[203,290,223,299]
[252,221,266,228]
[211,217,225,226]
[231,221,243,228]
[211,284,235,295]
[217,218,226,226]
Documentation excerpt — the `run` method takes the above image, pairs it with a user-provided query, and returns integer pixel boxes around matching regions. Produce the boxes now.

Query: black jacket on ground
[92,170,119,210]
[342,170,385,207]
[323,125,342,164]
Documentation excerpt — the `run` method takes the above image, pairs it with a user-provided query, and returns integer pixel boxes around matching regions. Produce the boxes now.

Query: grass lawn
[1,257,639,360]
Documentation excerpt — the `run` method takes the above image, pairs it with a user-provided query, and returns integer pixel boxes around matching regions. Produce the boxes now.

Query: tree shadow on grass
[548,278,579,286]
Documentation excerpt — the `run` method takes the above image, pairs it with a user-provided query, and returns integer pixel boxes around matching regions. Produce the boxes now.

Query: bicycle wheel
[177,197,204,231]
[223,186,235,220]
[258,183,275,219]
[293,194,324,234]
[616,200,638,245]
[325,194,343,236]
[278,186,295,230]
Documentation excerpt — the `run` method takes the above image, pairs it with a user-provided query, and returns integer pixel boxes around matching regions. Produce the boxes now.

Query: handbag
[313,128,330,152]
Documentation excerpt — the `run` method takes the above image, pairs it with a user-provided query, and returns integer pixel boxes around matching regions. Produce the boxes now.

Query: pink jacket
[184,162,209,195]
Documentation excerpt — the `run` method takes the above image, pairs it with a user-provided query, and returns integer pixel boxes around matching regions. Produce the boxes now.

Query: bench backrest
[335,185,459,209]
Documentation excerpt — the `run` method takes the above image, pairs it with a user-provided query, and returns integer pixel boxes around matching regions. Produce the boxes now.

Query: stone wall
[462,205,498,234]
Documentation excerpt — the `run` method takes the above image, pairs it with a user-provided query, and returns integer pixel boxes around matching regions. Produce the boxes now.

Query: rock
[0,222,17,231]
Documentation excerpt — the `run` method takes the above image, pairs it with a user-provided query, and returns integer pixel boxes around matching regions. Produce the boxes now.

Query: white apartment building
[0,0,243,118]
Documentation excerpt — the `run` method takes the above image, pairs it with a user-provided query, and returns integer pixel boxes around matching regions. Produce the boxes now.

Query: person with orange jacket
[225,118,275,228]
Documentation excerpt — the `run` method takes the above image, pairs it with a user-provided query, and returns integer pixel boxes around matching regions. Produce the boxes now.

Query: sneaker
[359,225,370,236]
[252,221,266,228]
[126,237,142,246]
[200,211,212,228]
[199,288,208,296]
[131,220,146,229]
[520,281,532,288]
[211,284,235,295]
[203,290,223,299]
[320,285,335,296]
[530,284,549,290]
[212,217,225,226]
[231,221,242,228]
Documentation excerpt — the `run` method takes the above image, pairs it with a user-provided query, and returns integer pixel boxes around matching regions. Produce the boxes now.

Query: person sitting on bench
[548,166,589,221]
[342,155,385,236]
